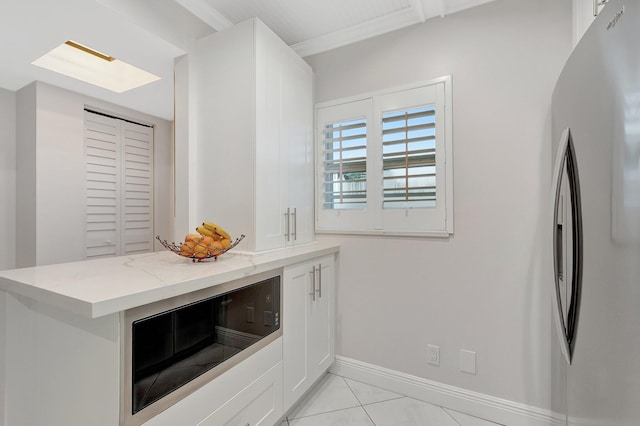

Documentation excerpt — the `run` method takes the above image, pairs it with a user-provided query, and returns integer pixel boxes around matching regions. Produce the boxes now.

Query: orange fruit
[180,241,196,257]
[208,241,223,256]
[194,241,209,259]
[184,233,202,243]
[220,238,231,249]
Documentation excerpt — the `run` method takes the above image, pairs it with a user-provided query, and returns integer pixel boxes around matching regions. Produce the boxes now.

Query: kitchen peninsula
[0,241,339,425]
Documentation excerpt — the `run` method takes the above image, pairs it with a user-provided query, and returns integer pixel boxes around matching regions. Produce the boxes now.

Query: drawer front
[198,361,283,426]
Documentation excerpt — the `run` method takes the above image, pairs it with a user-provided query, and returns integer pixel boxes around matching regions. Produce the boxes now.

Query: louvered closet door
[122,122,154,255]
[85,112,121,258]
[84,111,154,259]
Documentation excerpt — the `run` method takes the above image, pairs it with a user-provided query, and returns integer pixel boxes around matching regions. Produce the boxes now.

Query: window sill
[315,228,452,239]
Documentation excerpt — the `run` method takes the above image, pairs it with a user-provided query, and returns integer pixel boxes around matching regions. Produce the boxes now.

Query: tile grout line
[285,372,504,426]
[341,374,378,425]
[442,406,463,426]
[286,405,362,423]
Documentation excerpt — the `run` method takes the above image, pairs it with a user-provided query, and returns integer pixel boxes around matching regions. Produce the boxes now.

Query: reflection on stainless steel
[551,0,640,424]
[612,91,640,244]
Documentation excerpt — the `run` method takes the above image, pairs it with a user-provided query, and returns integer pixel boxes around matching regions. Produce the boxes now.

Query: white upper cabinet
[573,0,606,47]
[192,18,313,252]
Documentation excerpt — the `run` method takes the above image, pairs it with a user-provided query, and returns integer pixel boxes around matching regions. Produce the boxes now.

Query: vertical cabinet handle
[284,207,297,242]
[593,0,608,16]
[284,208,290,241]
[310,265,316,301]
[316,263,322,298]
[292,207,297,241]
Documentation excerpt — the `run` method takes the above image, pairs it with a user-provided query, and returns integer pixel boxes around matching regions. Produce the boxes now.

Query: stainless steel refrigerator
[550,1,640,425]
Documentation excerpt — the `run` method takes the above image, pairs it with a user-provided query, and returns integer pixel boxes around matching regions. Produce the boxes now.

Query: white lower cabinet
[198,362,283,426]
[141,253,336,425]
[283,255,335,412]
[143,338,283,426]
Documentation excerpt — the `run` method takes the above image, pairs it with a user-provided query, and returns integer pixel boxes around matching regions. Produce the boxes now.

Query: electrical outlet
[427,344,440,366]
[460,349,476,374]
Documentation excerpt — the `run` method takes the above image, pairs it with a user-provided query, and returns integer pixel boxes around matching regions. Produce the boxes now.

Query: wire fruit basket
[156,234,245,262]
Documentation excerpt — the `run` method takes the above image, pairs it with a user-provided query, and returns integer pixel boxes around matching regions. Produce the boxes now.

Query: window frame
[314,76,453,237]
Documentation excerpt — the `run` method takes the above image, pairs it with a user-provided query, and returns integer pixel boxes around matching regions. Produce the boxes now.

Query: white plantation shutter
[316,99,376,232]
[322,118,367,209]
[84,110,154,259]
[315,77,453,236]
[382,105,436,208]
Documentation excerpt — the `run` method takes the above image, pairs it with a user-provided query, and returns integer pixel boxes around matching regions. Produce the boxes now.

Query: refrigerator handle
[552,128,579,365]
[564,130,584,362]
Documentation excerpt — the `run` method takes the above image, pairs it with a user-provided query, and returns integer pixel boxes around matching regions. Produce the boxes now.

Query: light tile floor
[280,373,503,426]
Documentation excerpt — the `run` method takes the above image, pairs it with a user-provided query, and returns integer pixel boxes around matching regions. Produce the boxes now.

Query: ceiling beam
[175,0,233,31]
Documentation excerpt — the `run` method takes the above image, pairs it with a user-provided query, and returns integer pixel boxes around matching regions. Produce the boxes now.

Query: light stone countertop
[0,242,339,318]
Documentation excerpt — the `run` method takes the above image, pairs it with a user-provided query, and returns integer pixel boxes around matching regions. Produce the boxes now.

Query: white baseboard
[330,355,564,426]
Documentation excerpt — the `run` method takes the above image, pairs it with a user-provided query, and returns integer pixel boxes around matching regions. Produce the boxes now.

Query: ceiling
[0,0,496,121]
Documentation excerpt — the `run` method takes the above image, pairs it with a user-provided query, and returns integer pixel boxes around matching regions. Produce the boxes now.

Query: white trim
[443,74,454,234]
[445,0,497,16]
[439,0,447,17]
[330,355,564,426]
[175,0,233,31]
[291,7,422,57]
[315,229,451,239]
[316,75,452,110]
[411,0,427,22]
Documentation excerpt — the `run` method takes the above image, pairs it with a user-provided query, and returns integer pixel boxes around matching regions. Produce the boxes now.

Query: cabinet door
[282,51,314,247]
[308,257,334,380]
[197,362,283,426]
[282,261,312,411]
[255,21,288,252]
[283,255,335,412]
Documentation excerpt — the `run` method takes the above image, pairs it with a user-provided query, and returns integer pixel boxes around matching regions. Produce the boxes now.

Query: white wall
[15,82,174,267]
[305,0,571,410]
[0,88,15,425]
[0,89,16,271]
[4,293,120,425]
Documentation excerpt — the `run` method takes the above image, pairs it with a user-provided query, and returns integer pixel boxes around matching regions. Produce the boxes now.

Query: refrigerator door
[551,1,640,425]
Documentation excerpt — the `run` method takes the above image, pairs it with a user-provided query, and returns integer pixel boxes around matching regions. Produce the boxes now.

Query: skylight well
[32,40,161,93]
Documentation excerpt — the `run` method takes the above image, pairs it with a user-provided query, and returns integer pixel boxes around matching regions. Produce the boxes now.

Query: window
[315,77,453,236]
[322,117,367,210]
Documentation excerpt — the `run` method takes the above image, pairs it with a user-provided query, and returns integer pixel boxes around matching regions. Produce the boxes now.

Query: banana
[202,221,231,240]
[196,225,215,238]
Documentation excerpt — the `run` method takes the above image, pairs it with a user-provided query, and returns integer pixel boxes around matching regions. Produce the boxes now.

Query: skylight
[32,40,161,93]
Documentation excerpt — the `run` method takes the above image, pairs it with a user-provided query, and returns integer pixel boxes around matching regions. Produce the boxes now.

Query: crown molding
[291,5,425,57]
